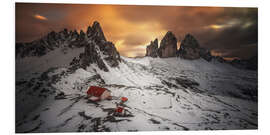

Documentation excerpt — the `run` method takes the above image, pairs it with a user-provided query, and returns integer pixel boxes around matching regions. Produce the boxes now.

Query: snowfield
[16,52,257,132]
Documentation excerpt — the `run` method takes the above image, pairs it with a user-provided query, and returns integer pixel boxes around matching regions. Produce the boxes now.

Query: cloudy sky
[16,3,258,59]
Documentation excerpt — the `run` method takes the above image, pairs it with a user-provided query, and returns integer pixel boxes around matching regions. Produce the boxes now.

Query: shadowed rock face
[80,41,109,71]
[101,41,121,67]
[177,34,201,60]
[177,34,214,61]
[86,21,107,42]
[92,21,107,41]
[76,21,121,72]
[146,39,159,57]
[158,31,177,58]
[144,32,212,61]
[80,40,121,72]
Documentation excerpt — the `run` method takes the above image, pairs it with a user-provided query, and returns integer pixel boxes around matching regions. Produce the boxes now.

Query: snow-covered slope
[16,56,257,132]
[16,47,84,79]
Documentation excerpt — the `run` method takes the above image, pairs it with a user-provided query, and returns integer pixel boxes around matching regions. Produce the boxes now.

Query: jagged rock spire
[158,31,177,58]
[177,33,213,61]
[146,38,158,57]
[77,21,121,71]
[180,34,200,48]
[86,26,93,37]
[91,21,106,41]
[144,32,213,61]
[177,33,201,60]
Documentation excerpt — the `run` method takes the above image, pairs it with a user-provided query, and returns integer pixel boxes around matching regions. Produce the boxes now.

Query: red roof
[87,86,107,97]
[121,97,128,102]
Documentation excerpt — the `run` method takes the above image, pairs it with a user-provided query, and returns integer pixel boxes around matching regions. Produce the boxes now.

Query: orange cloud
[34,14,48,21]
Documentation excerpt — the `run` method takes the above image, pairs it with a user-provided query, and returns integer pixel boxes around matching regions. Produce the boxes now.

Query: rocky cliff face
[16,21,121,72]
[78,40,121,72]
[177,34,201,60]
[145,32,212,61]
[158,31,178,58]
[70,21,121,72]
[91,21,107,41]
[145,38,158,57]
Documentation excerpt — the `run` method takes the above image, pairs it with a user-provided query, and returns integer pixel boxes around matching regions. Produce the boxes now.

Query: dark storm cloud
[197,8,258,59]
[16,3,257,59]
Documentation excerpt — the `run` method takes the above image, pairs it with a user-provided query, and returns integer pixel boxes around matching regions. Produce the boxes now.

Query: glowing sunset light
[34,14,48,21]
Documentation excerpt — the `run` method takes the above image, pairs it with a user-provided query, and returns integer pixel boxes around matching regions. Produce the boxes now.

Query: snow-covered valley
[15,49,257,132]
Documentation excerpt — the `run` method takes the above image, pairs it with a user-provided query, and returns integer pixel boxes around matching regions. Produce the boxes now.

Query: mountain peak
[181,33,199,48]
[146,38,159,57]
[158,31,177,58]
[91,21,106,41]
[153,38,158,44]
[86,26,93,37]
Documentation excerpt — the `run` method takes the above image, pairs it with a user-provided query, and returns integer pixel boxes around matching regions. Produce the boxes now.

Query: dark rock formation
[145,38,158,57]
[176,34,214,61]
[80,42,109,71]
[144,32,214,62]
[86,26,93,37]
[91,21,106,41]
[79,30,86,41]
[72,21,121,72]
[100,41,121,67]
[79,40,121,72]
[158,31,177,58]
[78,21,120,71]
[177,34,201,60]
[144,32,212,61]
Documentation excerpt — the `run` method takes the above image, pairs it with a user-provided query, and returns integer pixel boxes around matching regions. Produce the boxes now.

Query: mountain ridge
[16,21,121,72]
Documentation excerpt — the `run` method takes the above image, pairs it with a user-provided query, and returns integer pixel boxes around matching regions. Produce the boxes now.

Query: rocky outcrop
[16,21,121,72]
[145,38,158,57]
[177,34,214,61]
[79,42,109,71]
[144,32,213,61]
[99,41,121,67]
[91,21,106,41]
[158,31,177,58]
[78,21,120,71]
[79,40,121,72]
[177,34,201,60]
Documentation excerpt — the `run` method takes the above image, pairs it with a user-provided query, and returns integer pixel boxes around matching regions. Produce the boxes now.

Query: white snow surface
[16,55,257,132]
[16,47,84,80]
